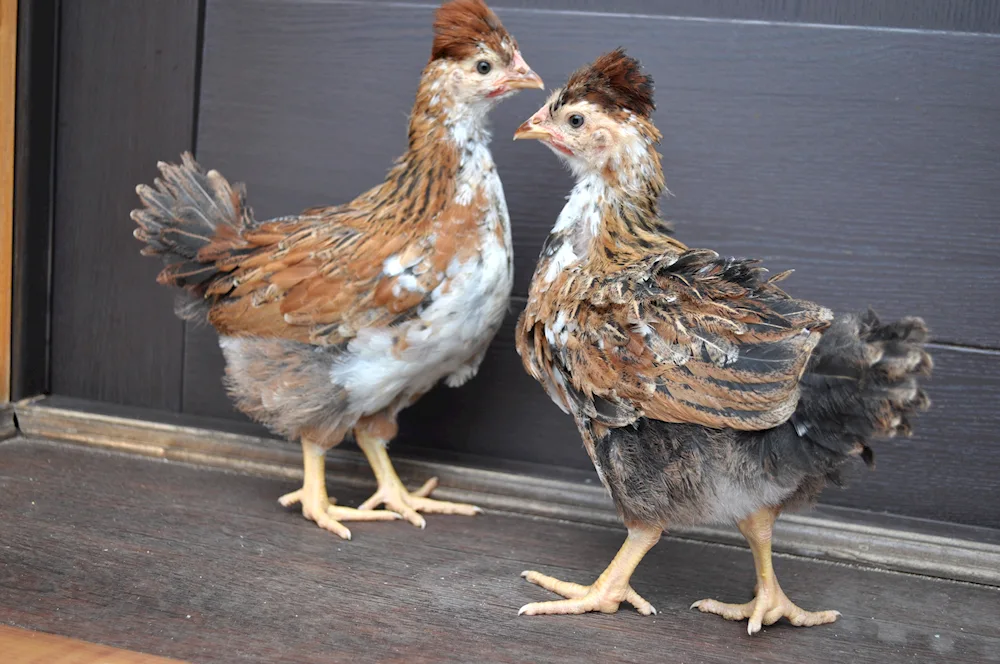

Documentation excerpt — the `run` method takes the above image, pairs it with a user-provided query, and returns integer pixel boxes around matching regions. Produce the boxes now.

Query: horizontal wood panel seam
[313,0,1000,38]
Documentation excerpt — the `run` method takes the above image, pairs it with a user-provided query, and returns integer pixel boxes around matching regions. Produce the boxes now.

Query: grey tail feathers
[793,309,933,467]
[131,152,254,322]
[747,309,932,482]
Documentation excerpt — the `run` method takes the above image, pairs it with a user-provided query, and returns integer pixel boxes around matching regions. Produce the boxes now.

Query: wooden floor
[2,438,998,664]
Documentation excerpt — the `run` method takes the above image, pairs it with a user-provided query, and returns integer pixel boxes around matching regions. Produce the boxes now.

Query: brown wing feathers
[133,119,483,346]
[522,250,832,432]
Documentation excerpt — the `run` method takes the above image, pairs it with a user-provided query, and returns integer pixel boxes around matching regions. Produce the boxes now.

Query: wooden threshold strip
[12,397,1000,588]
[0,625,186,664]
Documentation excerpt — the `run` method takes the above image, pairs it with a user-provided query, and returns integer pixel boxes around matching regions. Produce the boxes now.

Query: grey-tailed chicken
[513,49,931,633]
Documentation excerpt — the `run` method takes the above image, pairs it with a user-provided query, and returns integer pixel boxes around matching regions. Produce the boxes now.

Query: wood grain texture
[195,0,1000,347]
[2,438,998,664]
[362,0,1000,33]
[48,0,200,409]
[0,0,16,402]
[0,626,186,664]
[181,299,1000,529]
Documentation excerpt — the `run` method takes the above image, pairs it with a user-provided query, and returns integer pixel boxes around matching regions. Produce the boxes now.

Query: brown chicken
[512,50,932,633]
[130,0,542,539]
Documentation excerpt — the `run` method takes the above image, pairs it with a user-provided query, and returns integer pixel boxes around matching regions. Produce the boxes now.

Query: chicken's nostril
[531,117,542,125]
[517,67,528,75]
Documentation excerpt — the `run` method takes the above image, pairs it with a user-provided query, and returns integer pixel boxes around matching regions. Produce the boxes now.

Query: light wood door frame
[1,0,16,403]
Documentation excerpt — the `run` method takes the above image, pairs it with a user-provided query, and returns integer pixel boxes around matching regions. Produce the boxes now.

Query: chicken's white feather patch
[543,242,578,283]
[331,102,513,416]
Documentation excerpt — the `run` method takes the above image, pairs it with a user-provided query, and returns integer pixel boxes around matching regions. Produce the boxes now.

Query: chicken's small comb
[557,48,655,118]
[431,0,515,63]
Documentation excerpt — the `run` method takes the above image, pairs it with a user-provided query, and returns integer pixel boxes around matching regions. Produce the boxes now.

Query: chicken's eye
[476,60,492,75]
[568,114,585,129]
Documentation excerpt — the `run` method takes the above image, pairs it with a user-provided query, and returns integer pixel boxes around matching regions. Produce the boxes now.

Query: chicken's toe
[521,571,589,598]
[690,598,753,622]
[411,477,439,498]
[277,488,303,507]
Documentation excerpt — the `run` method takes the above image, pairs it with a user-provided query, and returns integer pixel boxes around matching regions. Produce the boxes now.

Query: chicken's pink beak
[513,111,553,141]
[502,51,544,91]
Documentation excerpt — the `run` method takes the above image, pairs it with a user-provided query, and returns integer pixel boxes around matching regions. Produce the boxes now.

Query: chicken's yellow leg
[519,524,661,616]
[354,417,481,529]
[278,435,400,540]
[691,507,840,634]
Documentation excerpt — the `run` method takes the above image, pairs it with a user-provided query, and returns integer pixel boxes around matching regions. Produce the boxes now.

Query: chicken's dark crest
[557,48,655,118]
[431,0,515,63]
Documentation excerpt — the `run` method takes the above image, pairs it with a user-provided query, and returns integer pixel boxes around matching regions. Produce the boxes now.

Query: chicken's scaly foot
[356,475,481,529]
[281,437,400,540]
[518,524,661,617]
[354,428,481,528]
[691,587,840,635]
[519,571,655,616]
[691,506,840,634]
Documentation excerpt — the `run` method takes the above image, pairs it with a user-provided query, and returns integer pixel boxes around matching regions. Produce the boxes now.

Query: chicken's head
[514,49,660,182]
[429,0,543,107]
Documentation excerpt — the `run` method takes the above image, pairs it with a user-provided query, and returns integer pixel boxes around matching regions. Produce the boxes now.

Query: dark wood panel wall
[38,0,1000,528]
[11,0,59,400]
[48,0,200,409]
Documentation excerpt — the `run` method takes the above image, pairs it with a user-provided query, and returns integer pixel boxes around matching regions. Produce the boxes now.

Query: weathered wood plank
[1,439,997,664]
[48,0,200,409]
